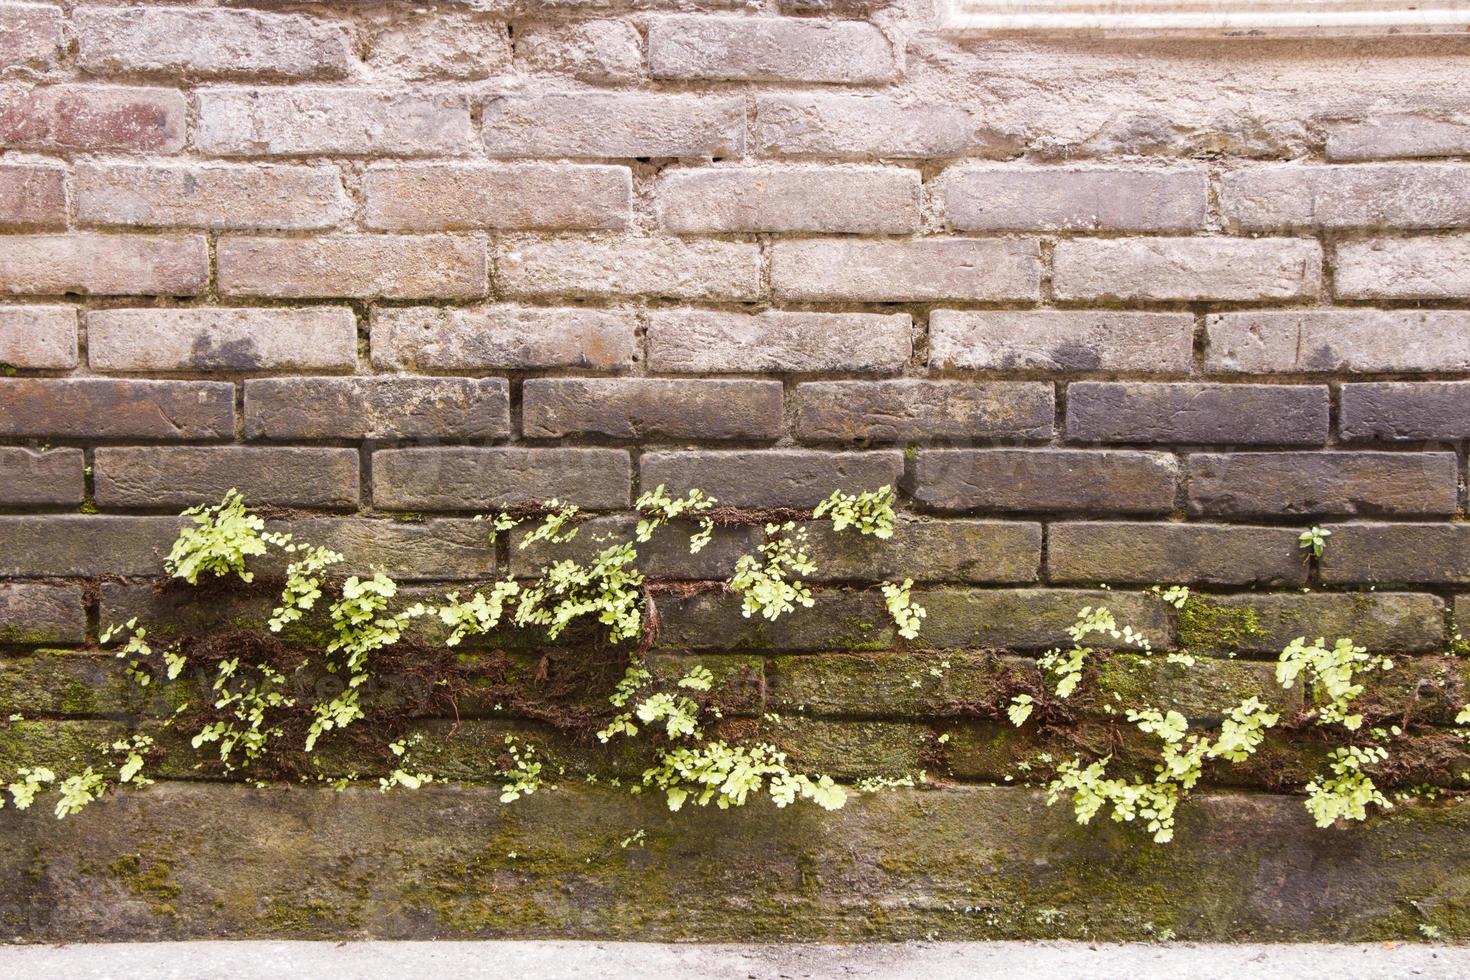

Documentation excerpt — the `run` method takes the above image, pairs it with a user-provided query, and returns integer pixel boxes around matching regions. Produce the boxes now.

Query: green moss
[107,853,181,919]
[261,897,362,934]
[1177,598,1264,654]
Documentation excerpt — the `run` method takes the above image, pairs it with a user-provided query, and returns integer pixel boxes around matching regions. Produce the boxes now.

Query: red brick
[0,84,185,152]
[0,163,64,228]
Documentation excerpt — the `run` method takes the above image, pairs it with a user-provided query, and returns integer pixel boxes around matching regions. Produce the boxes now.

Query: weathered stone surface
[0,447,82,506]
[1175,593,1446,655]
[656,166,919,234]
[1053,238,1322,302]
[754,94,1020,159]
[0,653,141,716]
[1187,452,1459,518]
[88,307,357,373]
[1206,310,1470,374]
[641,450,904,509]
[0,584,85,645]
[524,379,783,441]
[0,379,233,439]
[929,311,1194,373]
[364,10,510,80]
[94,447,360,510]
[218,235,487,300]
[0,162,64,227]
[0,306,76,368]
[1325,114,1470,161]
[794,381,1053,444]
[654,590,893,651]
[75,162,346,231]
[482,93,743,159]
[771,239,1041,302]
[1340,382,1470,442]
[0,84,185,152]
[498,235,760,301]
[647,310,910,374]
[1066,383,1329,446]
[371,306,637,372]
[944,167,1207,232]
[372,448,630,511]
[196,87,472,157]
[913,450,1178,515]
[1323,524,1470,585]
[649,15,896,83]
[0,3,61,70]
[800,519,1042,584]
[363,164,631,231]
[1336,236,1470,300]
[245,377,508,441]
[1047,523,1307,587]
[515,20,642,82]
[509,516,762,581]
[0,516,183,576]
[0,234,207,296]
[916,588,1171,650]
[1222,164,1470,230]
[261,518,498,581]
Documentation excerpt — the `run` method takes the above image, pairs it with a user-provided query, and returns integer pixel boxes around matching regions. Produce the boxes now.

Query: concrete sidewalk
[0,941,1467,979]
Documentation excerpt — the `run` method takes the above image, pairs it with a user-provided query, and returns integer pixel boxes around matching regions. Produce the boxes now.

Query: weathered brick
[482,93,743,159]
[0,379,233,439]
[1325,115,1470,162]
[1047,523,1307,587]
[641,450,905,509]
[1340,381,1470,443]
[0,163,63,227]
[917,589,1171,651]
[0,516,182,576]
[1053,238,1322,302]
[944,167,1207,232]
[772,239,1041,303]
[1187,452,1459,518]
[0,447,83,506]
[1206,310,1470,374]
[1336,236,1470,300]
[365,11,510,80]
[196,87,471,157]
[650,15,895,83]
[94,447,360,510]
[795,381,1053,444]
[497,235,760,301]
[1176,593,1445,655]
[363,163,630,232]
[0,584,85,645]
[0,3,61,70]
[1322,524,1470,586]
[245,377,508,441]
[75,7,352,79]
[75,163,346,231]
[801,519,1042,584]
[515,20,642,83]
[647,310,910,374]
[1066,382,1329,446]
[372,448,630,511]
[88,307,357,374]
[1223,164,1470,230]
[653,590,892,652]
[0,234,207,296]
[754,94,1020,160]
[0,84,184,152]
[0,306,76,368]
[509,517,761,582]
[657,166,919,234]
[914,450,1178,515]
[265,518,498,581]
[523,379,784,441]
[371,305,637,372]
[218,235,487,300]
[929,311,1194,373]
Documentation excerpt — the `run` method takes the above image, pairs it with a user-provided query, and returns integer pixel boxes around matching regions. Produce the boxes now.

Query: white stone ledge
[939,0,1470,35]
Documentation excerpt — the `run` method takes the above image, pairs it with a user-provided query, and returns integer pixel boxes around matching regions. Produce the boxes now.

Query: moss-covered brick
[510,516,761,581]
[916,589,1171,651]
[1178,593,1446,656]
[654,590,893,652]
[800,518,1042,584]
[0,583,86,646]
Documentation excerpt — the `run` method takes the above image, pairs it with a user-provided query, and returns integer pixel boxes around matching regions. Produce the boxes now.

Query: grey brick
[482,93,743,159]
[914,449,1178,515]
[0,447,84,506]
[1066,383,1329,446]
[641,450,904,510]
[1323,524,1470,585]
[373,448,630,511]
[1047,523,1307,587]
[0,162,64,228]
[371,306,637,372]
[196,87,471,157]
[794,381,1054,444]
[75,162,346,232]
[647,310,910,374]
[0,379,234,440]
[1222,164,1470,230]
[1325,115,1470,162]
[94,447,360,510]
[1341,382,1470,442]
[653,590,892,652]
[363,163,631,232]
[772,238,1041,303]
[929,311,1194,373]
[754,94,1020,160]
[0,584,85,645]
[656,166,919,234]
[0,516,183,577]
[497,235,761,301]
[0,306,76,369]
[1336,236,1470,301]
[1054,238,1322,302]
[1187,452,1459,518]
[1206,310,1470,374]
[509,516,761,582]
[945,167,1207,232]
[0,234,207,297]
[245,378,509,441]
[649,15,896,83]
[917,589,1171,651]
[1176,592,1446,655]
[524,379,783,441]
[801,519,1042,584]
[88,307,357,373]
[217,234,487,300]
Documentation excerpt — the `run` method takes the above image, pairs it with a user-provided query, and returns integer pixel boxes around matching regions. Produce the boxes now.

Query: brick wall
[4,0,1470,941]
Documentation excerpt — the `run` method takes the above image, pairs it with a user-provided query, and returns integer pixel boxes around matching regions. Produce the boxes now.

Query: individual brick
[1322,525,1470,585]
[917,589,1171,651]
[653,590,892,652]
[88,307,357,373]
[523,379,784,441]
[94,447,360,510]
[1325,115,1470,161]
[364,10,510,80]
[363,163,630,232]
[372,448,630,511]
[509,516,761,582]
[497,235,760,301]
[0,84,185,152]
[648,15,896,83]
[1065,382,1329,446]
[771,238,1040,302]
[656,166,919,234]
[0,3,61,70]
[482,93,743,159]
[1046,523,1307,587]
[0,379,233,439]
[371,306,637,372]
[217,235,487,300]
[794,381,1053,444]
[914,450,1178,514]
[264,519,499,580]
[1221,164,1470,230]
[1206,310,1470,374]
[1053,238,1322,302]
[0,584,85,646]
[245,377,508,441]
[515,20,642,83]
[1187,452,1459,518]
[1176,593,1446,655]
[0,447,83,506]
[944,167,1207,232]
[0,234,207,296]
[0,163,64,227]
[1340,382,1470,442]
[929,311,1194,373]
[1335,236,1470,300]
[641,450,905,510]
[74,7,352,79]
[196,87,471,157]
[74,162,347,231]
[801,519,1042,584]
[647,310,910,374]
[0,516,183,576]
[754,94,1020,160]
[0,306,76,368]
